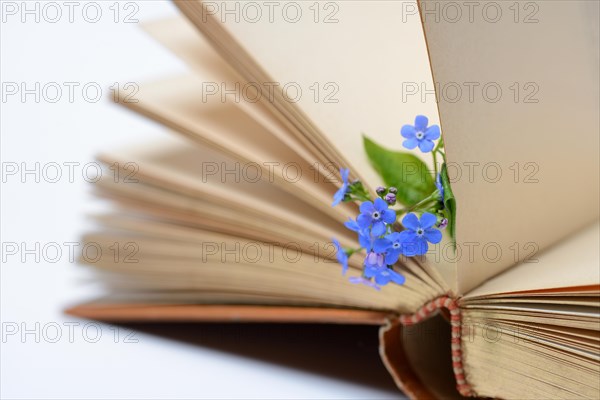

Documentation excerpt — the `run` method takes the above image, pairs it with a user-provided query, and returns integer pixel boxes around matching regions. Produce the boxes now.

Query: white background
[0,1,403,398]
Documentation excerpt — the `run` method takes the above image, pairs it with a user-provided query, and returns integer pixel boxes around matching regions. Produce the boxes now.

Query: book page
[116,74,356,222]
[463,220,599,299]
[141,17,327,170]
[97,135,356,246]
[421,1,600,293]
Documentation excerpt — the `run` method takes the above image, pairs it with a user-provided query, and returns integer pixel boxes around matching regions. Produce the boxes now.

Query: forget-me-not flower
[348,276,381,290]
[373,232,405,265]
[401,115,440,153]
[345,218,373,251]
[332,238,349,275]
[357,198,396,236]
[364,265,406,286]
[332,168,350,206]
[399,212,442,256]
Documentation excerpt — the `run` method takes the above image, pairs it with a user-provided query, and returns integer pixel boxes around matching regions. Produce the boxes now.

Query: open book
[66,1,600,399]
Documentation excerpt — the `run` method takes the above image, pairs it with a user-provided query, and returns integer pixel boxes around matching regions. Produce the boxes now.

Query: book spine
[399,296,473,397]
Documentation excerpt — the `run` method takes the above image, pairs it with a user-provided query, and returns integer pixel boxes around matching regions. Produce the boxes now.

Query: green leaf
[363,135,435,206]
[440,163,456,240]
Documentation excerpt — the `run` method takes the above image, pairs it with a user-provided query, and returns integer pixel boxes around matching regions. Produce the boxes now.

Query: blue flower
[332,168,350,206]
[399,212,443,256]
[344,218,373,251]
[401,115,440,153]
[357,198,396,236]
[435,173,444,201]
[344,218,361,232]
[364,265,406,286]
[332,238,349,275]
[348,276,381,290]
[373,232,405,265]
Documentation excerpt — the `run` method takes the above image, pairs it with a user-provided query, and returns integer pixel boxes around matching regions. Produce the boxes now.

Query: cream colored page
[98,135,351,242]
[464,221,599,299]
[421,1,600,293]
[141,17,333,183]
[187,0,438,188]
[119,74,356,221]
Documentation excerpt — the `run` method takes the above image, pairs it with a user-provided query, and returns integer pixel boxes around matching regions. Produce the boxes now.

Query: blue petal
[341,260,348,275]
[348,276,381,290]
[344,218,360,232]
[388,269,406,285]
[331,185,346,206]
[415,241,429,255]
[414,115,429,131]
[374,269,392,285]
[418,139,435,153]
[401,125,416,139]
[357,214,371,229]
[359,232,372,251]
[435,173,444,192]
[382,209,396,224]
[403,239,428,256]
[332,238,341,250]
[435,175,445,200]
[402,213,420,231]
[402,244,419,257]
[385,249,402,265]
[373,238,391,253]
[332,239,348,275]
[399,231,423,256]
[424,228,442,244]
[424,125,440,140]
[399,230,418,243]
[360,201,375,214]
[339,257,349,274]
[373,197,388,212]
[387,232,402,244]
[403,138,418,149]
[371,221,386,236]
[340,168,350,183]
[420,212,437,229]
[364,265,378,278]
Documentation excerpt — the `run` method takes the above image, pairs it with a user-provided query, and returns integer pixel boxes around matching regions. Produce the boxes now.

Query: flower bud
[438,218,448,229]
[384,193,396,205]
[388,187,397,194]
[376,186,386,195]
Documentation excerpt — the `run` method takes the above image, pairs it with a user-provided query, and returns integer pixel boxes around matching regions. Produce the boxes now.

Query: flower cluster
[332,115,451,290]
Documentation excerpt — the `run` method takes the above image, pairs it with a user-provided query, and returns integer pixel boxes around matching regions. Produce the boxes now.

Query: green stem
[432,139,445,176]
[394,191,439,215]
[345,247,363,257]
[434,137,444,153]
[395,200,437,216]
[351,193,371,202]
